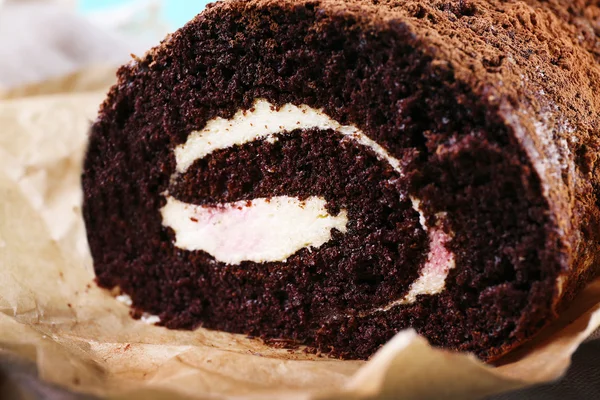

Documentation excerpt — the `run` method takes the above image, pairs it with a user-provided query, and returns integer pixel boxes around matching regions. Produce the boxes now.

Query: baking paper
[0,79,599,400]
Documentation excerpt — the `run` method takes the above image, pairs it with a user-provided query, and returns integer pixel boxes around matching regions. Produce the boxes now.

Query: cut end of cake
[81,0,596,363]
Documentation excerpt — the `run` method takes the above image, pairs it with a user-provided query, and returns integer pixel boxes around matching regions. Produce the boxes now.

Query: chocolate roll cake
[82,0,600,361]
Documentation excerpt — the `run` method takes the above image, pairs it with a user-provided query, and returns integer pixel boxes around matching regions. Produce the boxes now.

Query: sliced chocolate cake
[82,0,600,361]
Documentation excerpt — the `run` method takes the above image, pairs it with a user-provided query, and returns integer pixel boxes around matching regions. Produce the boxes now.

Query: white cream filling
[368,223,455,314]
[141,313,161,325]
[175,99,403,175]
[115,294,160,324]
[116,294,133,306]
[161,196,348,265]
[161,98,456,307]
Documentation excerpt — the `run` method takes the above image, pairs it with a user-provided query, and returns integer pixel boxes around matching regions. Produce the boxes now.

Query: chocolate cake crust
[83,0,600,361]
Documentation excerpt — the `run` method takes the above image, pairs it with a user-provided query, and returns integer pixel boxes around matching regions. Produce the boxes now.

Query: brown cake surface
[82,0,600,361]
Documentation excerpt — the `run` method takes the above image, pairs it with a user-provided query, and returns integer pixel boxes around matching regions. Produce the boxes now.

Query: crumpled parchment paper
[0,73,599,400]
